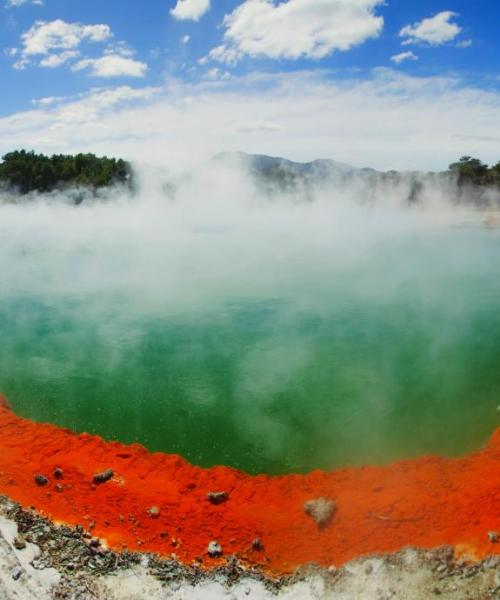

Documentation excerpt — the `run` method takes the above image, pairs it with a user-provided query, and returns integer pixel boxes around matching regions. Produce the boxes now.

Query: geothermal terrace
[0,395,498,579]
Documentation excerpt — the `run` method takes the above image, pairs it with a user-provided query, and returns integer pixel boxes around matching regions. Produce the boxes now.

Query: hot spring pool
[1,199,499,474]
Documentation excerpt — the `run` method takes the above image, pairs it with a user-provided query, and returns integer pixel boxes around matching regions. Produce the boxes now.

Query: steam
[0,157,499,473]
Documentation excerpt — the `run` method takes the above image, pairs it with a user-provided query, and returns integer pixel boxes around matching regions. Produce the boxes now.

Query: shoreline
[0,397,499,578]
[1,496,500,599]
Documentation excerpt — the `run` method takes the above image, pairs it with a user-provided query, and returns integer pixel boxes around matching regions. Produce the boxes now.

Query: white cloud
[456,39,472,49]
[39,50,79,68]
[6,0,43,6]
[13,58,30,70]
[400,11,461,46]
[170,0,210,21]
[10,19,112,70]
[72,54,148,78]
[390,51,418,65]
[105,41,135,58]
[207,0,384,64]
[21,20,111,56]
[1,70,499,173]
[204,67,231,81]
[8,19,148,77]
[182,35,191,44]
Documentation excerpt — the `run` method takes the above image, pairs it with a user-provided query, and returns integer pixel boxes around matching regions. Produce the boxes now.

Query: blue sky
[0,0,499,170]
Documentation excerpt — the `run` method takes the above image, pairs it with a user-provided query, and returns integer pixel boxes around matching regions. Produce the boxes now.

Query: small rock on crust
[487,531,499,543]
[92,469,114,484]
[13,536,26,550]
[148,506,160,519]
[54,467,64,480]
[34,474,49,487]
[207,540,223,558]
[11,567,22,581]
[304,497,336,528]
[252,537,264,551]
[207,491,229,505]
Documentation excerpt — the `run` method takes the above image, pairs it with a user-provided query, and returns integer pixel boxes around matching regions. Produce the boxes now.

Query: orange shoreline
[0,395,499,575]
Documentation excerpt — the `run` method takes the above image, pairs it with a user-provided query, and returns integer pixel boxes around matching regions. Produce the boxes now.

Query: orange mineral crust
[0,396,499,575]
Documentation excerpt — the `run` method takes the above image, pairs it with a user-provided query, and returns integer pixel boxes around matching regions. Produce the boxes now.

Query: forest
[448,156,500,187]
[0,150,132,194]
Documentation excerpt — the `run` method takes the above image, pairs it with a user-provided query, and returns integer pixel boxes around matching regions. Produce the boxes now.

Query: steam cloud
[0,156,499,473]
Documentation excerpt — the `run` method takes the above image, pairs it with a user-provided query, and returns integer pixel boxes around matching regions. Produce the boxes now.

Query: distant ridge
[209,151,500,207]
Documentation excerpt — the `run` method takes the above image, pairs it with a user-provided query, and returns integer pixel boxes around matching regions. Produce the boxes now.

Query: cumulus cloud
[0,70,499,173]
[21,20,111,56]
[170,0,210,21]
[390,51,418,65]
[400,11,461,46]
[10,19,112,69]
[72,54,148,78]
[207,0,384,64]
[39,50,80,68]
[8,19,148,77]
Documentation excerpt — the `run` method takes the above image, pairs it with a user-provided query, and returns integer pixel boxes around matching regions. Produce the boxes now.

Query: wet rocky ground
[0,495,499,599]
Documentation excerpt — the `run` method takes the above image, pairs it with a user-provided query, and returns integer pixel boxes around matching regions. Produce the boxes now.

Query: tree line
[0,150,132,194]
[448,156,500,188]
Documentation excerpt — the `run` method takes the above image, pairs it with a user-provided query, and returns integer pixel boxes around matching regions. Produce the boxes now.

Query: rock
[252,537,264,551]
[488,531,499,543]
[207,491,229,505]
[148,506,160,519]
[304,497,336,528]
[34,474,49,487]
[92,469,114,484]
[55,484,64,493]
[207,540,223,558]
[13,535,26,550]
[11,567,22,581]
[54,467,64,480]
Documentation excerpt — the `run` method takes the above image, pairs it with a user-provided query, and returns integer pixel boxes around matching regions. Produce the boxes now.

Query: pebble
[252,537,264,551]
[148,506,160,519]
[304,497,336,528]
[207,491,229,505]
[13,536,26,550]
[11,567,22,581]
[93,469,114,484]
[487,531,499,543]
[207,540,223,558]
[54,467,64,480]
[34,474,49,487]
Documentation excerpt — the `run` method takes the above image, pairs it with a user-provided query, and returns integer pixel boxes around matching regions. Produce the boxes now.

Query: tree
[0,150,133,194]
[448,156,490,186]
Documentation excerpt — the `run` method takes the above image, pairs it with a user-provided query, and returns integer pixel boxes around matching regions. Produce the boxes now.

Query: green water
[1,207,500,474]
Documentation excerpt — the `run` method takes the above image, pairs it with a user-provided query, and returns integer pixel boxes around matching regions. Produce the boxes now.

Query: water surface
[1,201,499,474]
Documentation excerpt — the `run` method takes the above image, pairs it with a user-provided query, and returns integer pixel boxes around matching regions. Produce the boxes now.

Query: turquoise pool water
[1,202,499,474]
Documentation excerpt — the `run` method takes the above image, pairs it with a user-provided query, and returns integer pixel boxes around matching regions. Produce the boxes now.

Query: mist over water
[1,160,499,474]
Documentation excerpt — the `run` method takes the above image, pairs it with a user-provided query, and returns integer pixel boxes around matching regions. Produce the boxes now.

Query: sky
[0,0,499,171]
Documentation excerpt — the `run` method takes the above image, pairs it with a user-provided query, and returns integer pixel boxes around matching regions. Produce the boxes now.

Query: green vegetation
[448,156,500,188]
[0,150,132,194]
